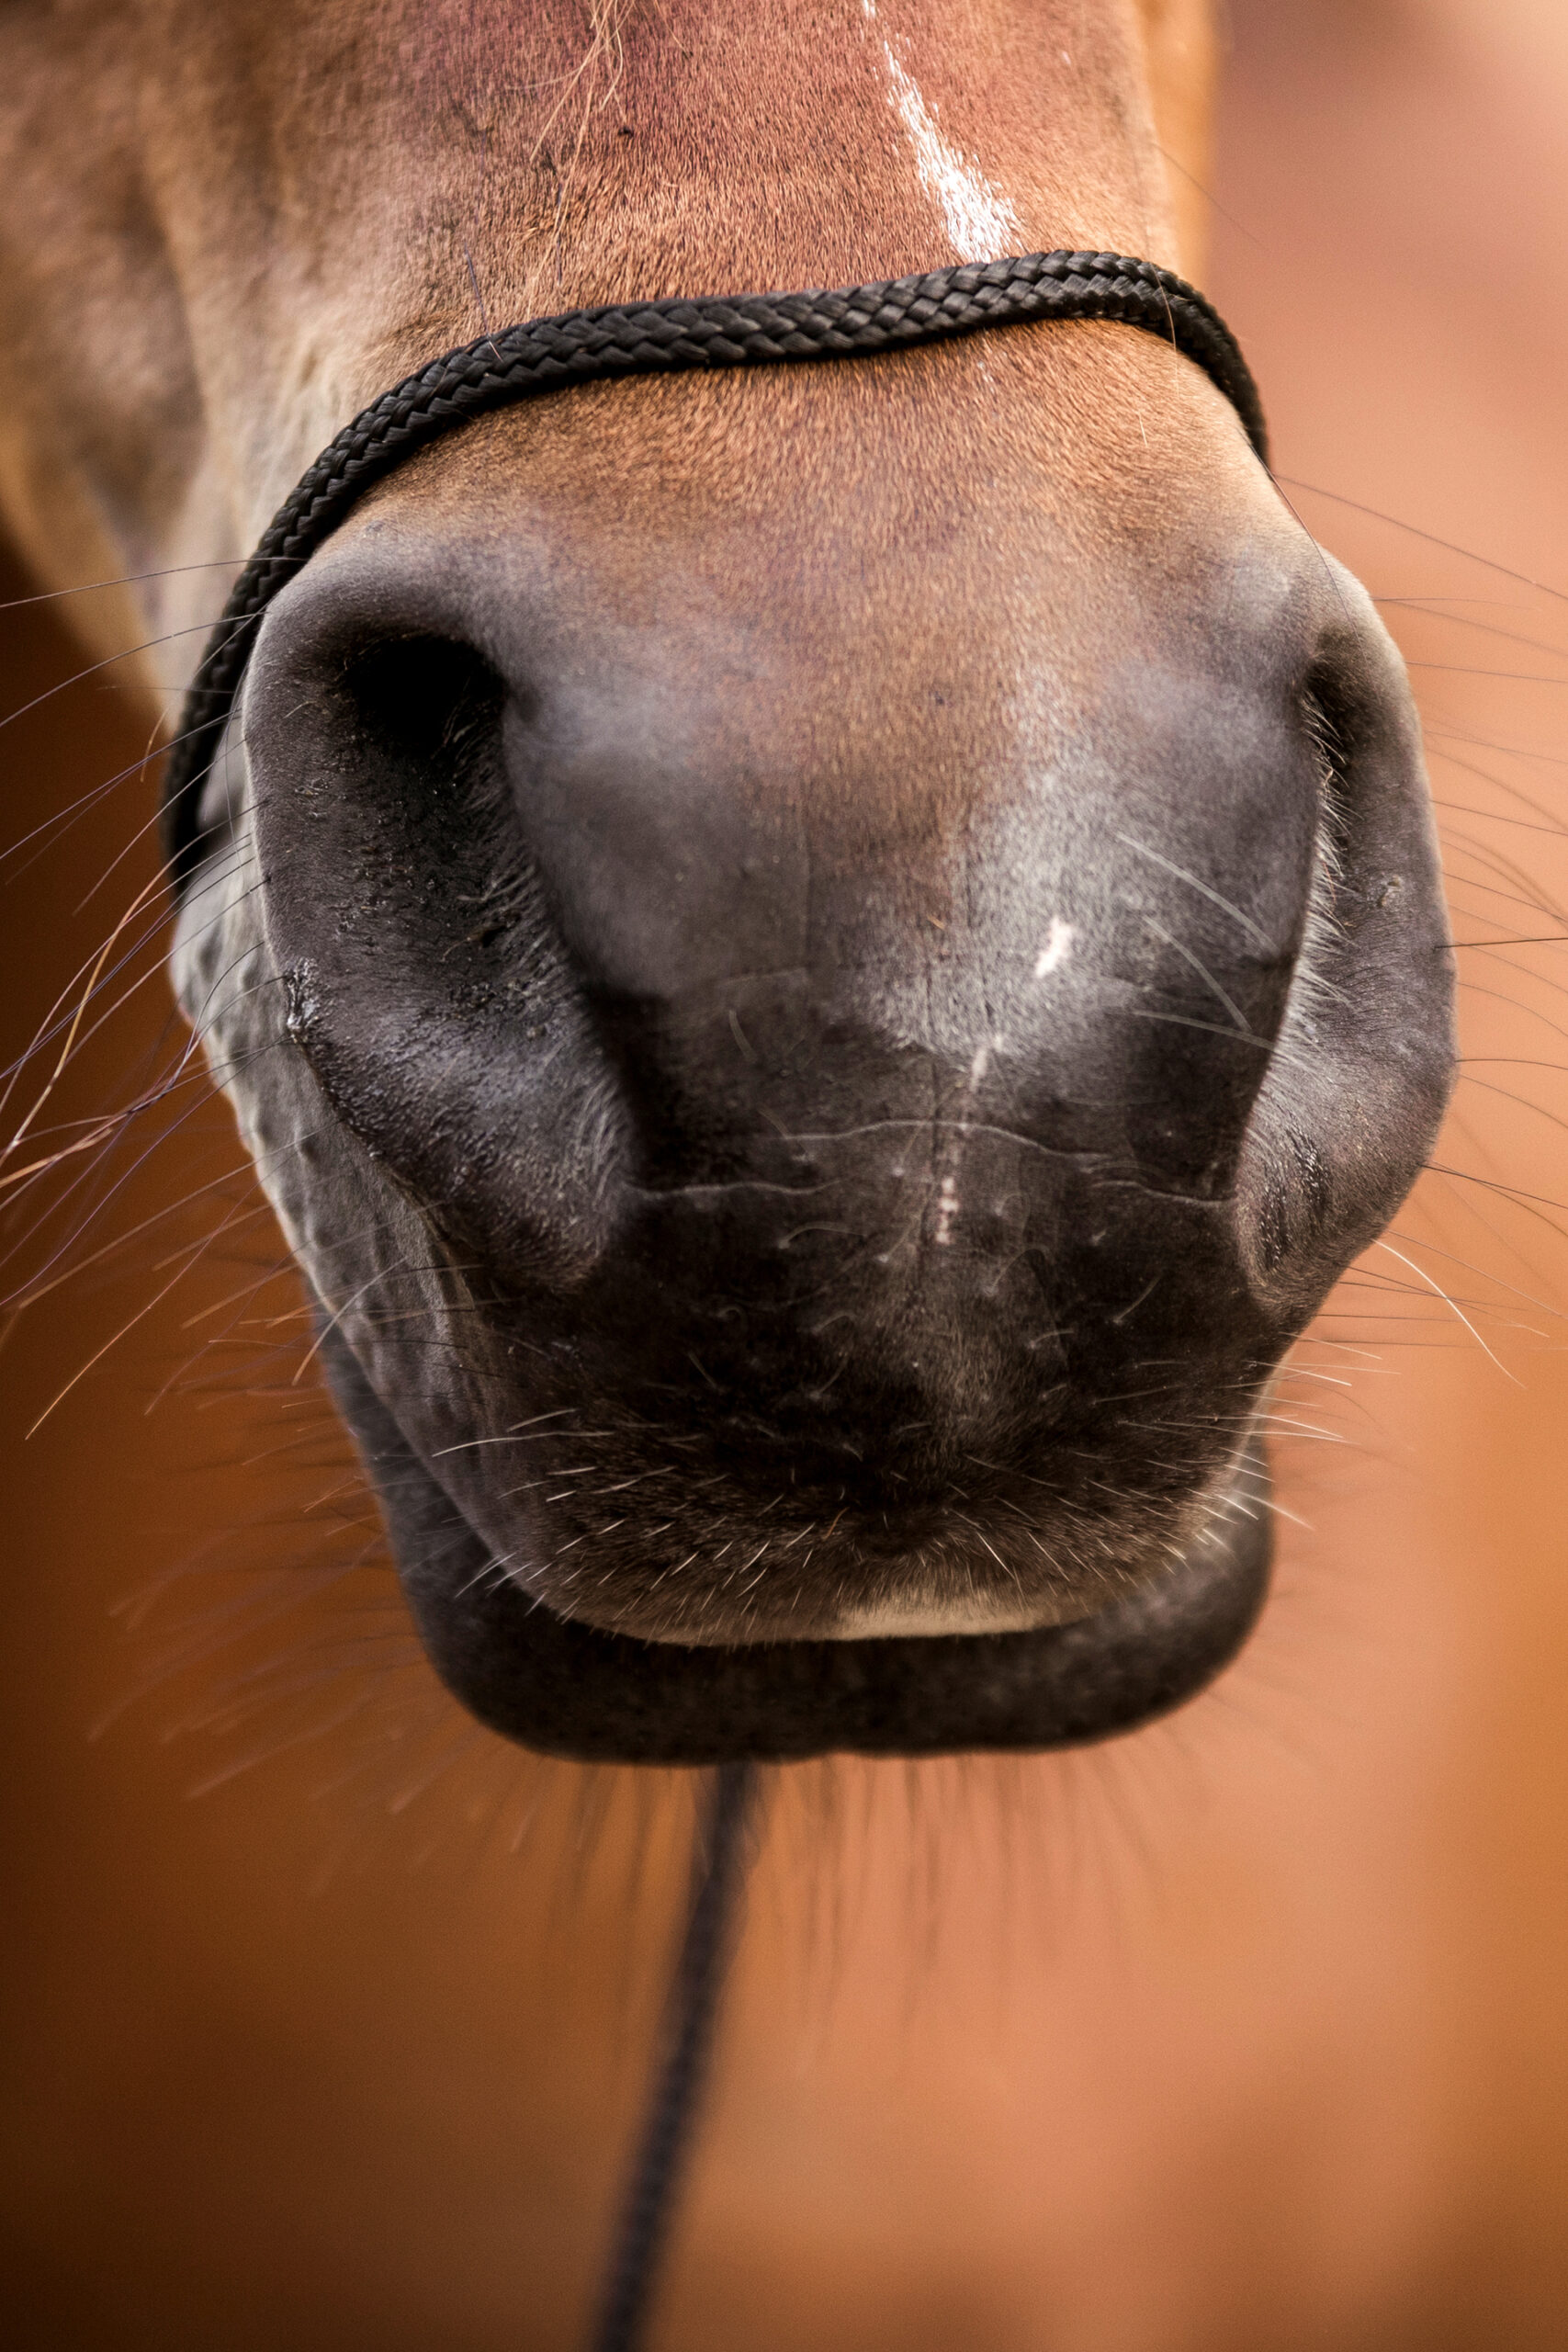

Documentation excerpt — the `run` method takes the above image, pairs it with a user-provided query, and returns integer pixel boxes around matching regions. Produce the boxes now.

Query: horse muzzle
[180,379,1454,1758]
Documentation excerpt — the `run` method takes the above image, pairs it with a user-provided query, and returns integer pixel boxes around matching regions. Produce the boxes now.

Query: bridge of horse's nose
[473,576,1325,1216]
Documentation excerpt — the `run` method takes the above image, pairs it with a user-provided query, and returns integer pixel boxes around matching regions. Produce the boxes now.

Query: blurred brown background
[5,2,1568,2345]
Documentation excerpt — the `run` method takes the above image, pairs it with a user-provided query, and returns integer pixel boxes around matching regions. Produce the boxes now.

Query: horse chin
[318,1322,1270,1767]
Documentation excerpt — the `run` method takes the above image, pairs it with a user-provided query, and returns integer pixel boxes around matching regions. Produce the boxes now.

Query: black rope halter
[163,247,1265,888]
[158,246,1266,2350]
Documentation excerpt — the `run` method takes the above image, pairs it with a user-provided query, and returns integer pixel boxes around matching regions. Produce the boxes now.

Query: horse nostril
[1231,607,1455,1308]
[343,633,504,767]
[243,577,640,1287]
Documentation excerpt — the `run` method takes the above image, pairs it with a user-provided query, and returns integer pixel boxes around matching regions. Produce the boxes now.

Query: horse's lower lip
[322,1326,1271,1765]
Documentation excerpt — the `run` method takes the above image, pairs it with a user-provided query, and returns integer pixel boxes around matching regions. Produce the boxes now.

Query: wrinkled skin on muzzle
[174,359,1454,1762]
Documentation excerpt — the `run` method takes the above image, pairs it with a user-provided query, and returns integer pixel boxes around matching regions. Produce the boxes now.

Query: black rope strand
[592,1760,761,2352]
[162,249,1266,891]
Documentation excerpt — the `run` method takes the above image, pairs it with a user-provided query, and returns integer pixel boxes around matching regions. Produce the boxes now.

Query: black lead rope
[161,247,1266,892]
[592,1762,761,2352]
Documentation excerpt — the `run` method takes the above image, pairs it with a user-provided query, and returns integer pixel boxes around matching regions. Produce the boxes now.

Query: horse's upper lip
[320,1318,1271,1765]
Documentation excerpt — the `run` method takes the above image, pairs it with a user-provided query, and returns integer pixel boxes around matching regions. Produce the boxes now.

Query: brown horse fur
[0,0,1215,684]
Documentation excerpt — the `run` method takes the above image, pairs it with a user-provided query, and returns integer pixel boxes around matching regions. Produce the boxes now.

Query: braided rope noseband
[164,248,1266,887]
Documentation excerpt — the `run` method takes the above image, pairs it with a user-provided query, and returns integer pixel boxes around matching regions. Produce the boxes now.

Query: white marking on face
[862,0,1021,261]
[933,1172,960,1245]
[1034,918,1076,978]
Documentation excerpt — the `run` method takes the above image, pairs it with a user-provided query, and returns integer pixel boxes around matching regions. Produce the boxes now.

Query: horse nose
[230,495,1451,1640]
[241,507,1448,1283]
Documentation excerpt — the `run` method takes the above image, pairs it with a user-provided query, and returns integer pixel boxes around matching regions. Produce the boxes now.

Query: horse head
[0,0,1454,1761]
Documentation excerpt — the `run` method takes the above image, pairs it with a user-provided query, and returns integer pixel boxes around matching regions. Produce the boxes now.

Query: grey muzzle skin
[319,1317,1274,1766]
[174,514,1455,1765]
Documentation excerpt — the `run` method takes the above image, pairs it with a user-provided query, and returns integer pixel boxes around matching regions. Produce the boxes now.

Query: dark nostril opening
[254,603,633,1286]
[1299,648,1377,868]
[343,634,505,767]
